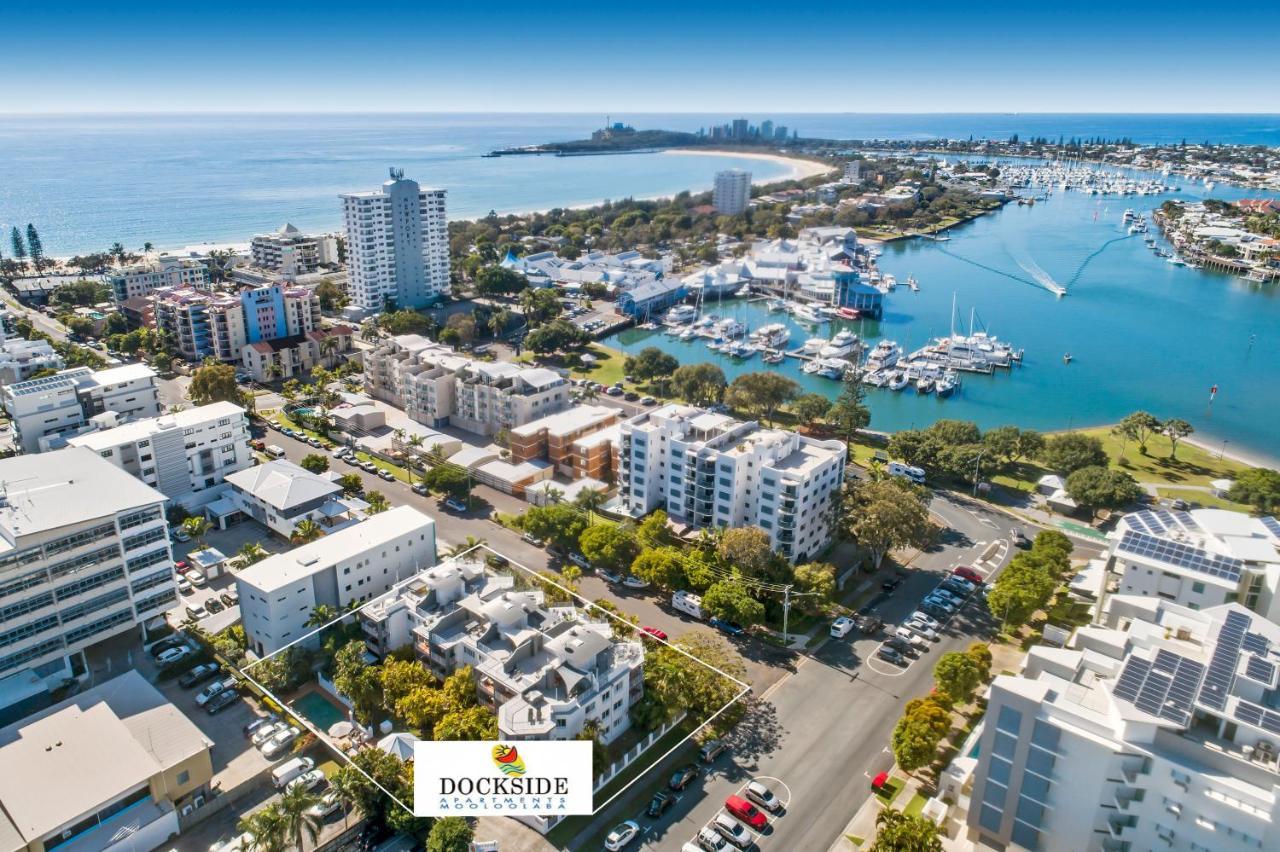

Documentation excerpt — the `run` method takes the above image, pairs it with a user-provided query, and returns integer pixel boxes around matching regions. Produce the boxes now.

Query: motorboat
[801,337,828,355]
[935,371,958,397]
[792,303,826,324]
[726,341,757,359]
[802,359,824,374]
[887,371,909,391]
[817,358,854,379]
[819,330,860,359]
[766,298,789,313]
[750,323,790,348]
[865,340,901,371]
[678,327,697,341]
[863,370,889,388]
[820,305,842,318]
[837,307,860,320]
[916,375,935,394]
[762,349,784,364]
[666,304,698,324]
[715,318,746,338]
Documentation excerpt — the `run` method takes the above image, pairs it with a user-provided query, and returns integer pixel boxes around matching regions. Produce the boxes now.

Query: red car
[952,566,984,585]
[724,795,767,830]
[174,561,191,574]
[641,626,668,641]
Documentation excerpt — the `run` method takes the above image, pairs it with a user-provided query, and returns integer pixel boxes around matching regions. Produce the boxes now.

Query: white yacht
[666,304,698,324]
[792,303,826,324]
[818,358,854,379]
[936,371,959,397]
[802,359,824,375]
[863,370,889,388]
[801,337,828,355]
[819,330,860,359]
[916,374,935,394]
[887,371,909,391]
[678,327,697,341]
[865,340,901,371]
[725,340,757,359]
[750,323,790,348]
[766,298,789,313]
[715,318,746,338]
[820,305,842,318]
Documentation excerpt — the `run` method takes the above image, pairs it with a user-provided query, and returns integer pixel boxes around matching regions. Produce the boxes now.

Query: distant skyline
[5,1,1279,115]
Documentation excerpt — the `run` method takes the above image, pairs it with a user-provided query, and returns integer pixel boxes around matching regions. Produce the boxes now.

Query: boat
[1122,208,1136,221]
[801,337,828,355]
[935,371,958,397]
[837,307,860,320]
[726,341,757,359]
[887,371,909,391]
[715,318,746,338]
[762,349,784,364]
[802,359,824,374]
[916,375,935,394]
[865,340,901,371]
[819,305,842,318]
[1063,352,1072,364]
[817,358,854,379]
[678,327,697,341]
[766,298,789,313]
[750,323,790,348]
[666,304,698,324]
[819,330,860,359]
[863,370,889,388]
[792,303,826,324]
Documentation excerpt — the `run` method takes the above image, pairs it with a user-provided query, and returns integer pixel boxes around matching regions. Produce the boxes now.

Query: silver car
[261,726,300,759]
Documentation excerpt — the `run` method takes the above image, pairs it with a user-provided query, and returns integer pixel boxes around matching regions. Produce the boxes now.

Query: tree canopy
[1065,465,1142,513]
[671,363,727,406]
[1040,432,1108,474]
[578,524,640,573]
[1227,468,1280,513]
[839,478,933,570]
[725,371,799,424]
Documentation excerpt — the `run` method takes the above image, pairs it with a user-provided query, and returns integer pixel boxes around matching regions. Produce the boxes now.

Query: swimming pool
[292,691,346,731]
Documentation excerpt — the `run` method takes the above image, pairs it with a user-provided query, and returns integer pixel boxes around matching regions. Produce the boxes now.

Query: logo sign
[413,740,593,817]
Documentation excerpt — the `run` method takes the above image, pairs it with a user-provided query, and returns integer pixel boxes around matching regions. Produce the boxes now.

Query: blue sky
[6,1,1279,113]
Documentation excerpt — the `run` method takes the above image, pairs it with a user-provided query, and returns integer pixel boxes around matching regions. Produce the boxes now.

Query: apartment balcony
[1120,757,1151,786]
[779,499,797,512]
[1106,814,1137,839]
[1113,786,1143,812]
[776,517,795,530]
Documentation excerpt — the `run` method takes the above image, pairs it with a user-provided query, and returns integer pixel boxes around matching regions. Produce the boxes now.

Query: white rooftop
[81,363,157,388]
[225,459,341,511]
[0,447,167,544]
[510,404,615,439]
[67,401,245,451]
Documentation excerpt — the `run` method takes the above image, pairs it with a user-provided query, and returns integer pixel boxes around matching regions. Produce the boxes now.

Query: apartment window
[996,705,1022,735]
[978,803,1003,833]
[1191,581,1205,594]
[1010,821,1040,850]
[992,731,1017,760]
[1029,721,1060,753]
[1025,747,1055,777]
[988,755,1012,786]
[1020,773,1051,805]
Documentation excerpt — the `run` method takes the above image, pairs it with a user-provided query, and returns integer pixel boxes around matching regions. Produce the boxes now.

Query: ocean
[1,112,1278,459]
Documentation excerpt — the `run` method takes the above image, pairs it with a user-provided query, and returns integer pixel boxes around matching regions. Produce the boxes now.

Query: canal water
[608,168,1280,461]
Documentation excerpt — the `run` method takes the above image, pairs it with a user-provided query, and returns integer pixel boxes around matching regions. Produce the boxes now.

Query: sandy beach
[662,148,835,183]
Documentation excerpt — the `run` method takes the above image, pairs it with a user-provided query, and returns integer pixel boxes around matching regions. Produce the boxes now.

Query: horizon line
[2,109,1279,118]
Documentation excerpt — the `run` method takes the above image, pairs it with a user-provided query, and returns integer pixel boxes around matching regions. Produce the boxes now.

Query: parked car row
[877,566,988,668]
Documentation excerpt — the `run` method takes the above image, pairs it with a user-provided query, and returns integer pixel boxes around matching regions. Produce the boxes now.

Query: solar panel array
[1198,611,1251,711]
[1242,631,1271,656]
[1244,655,1277,686]
[1112,649,1204,725]
[1115,530,1243,583]
[1125,509,1201,536]
[1235,699,1280,736]
[1259,516,1280,540]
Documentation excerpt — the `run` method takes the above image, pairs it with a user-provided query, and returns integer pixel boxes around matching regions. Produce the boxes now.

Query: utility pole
[782,585,793,646]
[972,449,987,497]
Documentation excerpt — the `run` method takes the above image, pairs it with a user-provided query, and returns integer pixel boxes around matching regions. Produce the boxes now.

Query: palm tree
[237,542,269,567]
[277,785,323,851]
[364,491,390,515]
[318,334,340,367]
[580,383,600,402]
[142,241,154,253]
[305,603,339,628]
[545,486,565,505]
[446,535,487,558]
[265,360,283,384]
[110,242,126,266]
[290,519,324,545]
[237,804,287,852]
[574,488,607,523]
[181,516,211,547]
[488,308,510,340]
[360,321,380,342]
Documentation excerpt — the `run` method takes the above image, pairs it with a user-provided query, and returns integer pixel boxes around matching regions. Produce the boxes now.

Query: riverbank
[660,148,835,183]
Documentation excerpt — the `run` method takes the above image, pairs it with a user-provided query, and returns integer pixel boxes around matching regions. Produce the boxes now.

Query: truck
[271,756,315,789]
[887,461,926,485]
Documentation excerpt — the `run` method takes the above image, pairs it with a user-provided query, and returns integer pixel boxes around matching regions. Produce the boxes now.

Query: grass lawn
[903,792,928,819]
[874,775,906,807]
[1153,486,1251,512]
[568,343,628,387]
[1085,427,1250,488]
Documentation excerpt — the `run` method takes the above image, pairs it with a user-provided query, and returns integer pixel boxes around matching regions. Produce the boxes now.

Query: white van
[672,590,704,620]
[887,461,926,485]
[271,756,315,789]
[265,445,286,459]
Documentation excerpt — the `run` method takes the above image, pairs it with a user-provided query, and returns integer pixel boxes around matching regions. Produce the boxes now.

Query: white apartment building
[0,448,176,710]
[220,459,365,539]
[1104,509,1280,623]
[153,283,322,363]
[618,405,846,563]
[340,170,449,314]
[0,338,63,385]
[713,169,752,216]
[966,598,1280,852]
[107,257,210,303]
[237,506,437,656]
[364,335,569,436]
[2,364,162,454]
[250,223,338,278]
[66,401,252,510]
[359,556,644,745]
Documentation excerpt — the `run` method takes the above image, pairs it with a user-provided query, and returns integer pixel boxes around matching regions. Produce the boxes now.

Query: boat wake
[935,246,1061,295]
[1065,233,1135,287]
[1010,250,1067,296]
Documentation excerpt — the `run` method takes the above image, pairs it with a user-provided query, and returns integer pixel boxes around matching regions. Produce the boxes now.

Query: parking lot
[169,523,289,630]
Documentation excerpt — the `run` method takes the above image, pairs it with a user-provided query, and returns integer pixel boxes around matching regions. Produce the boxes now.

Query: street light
[1219,439,1229,460]
[972,449,987,497]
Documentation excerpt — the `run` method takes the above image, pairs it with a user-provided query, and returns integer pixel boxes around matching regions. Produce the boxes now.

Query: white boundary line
[236,543,752,818]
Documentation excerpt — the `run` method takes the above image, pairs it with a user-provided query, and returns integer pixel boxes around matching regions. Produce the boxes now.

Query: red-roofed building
[1236,199,1279,215]
[240,324,354,381]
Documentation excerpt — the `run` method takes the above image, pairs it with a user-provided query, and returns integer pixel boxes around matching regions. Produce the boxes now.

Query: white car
[931,587,964,605]
[261,727,300,759]
[171,528,191,543]
[904,620,939,642]
[251,721,287,747]
[696,827,728,850]
[894,627,931,653]
[712,812,752,847]
[186,568,207,587]
[604,820,640,850]
[156,645,193,666]
[922,595,957,614]
[830,616,854,638]
[943,576,977,595]
[286,769,326,793]
[622,575,651,590]
[176,576,193,594]
[195,678,233,706]
[307,789,343,818]
[745,779,782,812]
[910,611,940,631]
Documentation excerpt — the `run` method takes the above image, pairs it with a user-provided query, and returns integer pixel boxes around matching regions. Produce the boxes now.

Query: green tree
[421,464,472,500]
[426,816,475,852]
[630,546,687,589]
[716,526,780,580]
[238,804,288,852]
[181,515,211,546]
[299,453,329,474]
[434,706,498,740]
[1162,418,1194,459]
[315,278,347,312]
[645,632,745,720]
[522,503,588,553]
[826,376,871,443]
[635,510,675,550]
[290,519,324,545]
[967,642,993,682]
[671,362,728,406]
[725,371,799,425]
[474,265,528,297]
[305,604,339,628]
[1115,411,1163,455]
[380,658,437,709]
[337,473,364,495]
[522,317,590,354]
[189,360,245,406]
[396,686,450,733]
[573,487,608,523]
[24,225,44,272]
[277,784,323,851]
[364,491,390,514]
[1065,465,1142,514]
[702,579,766,626]
[9,227,26,267]
[518,286,564,325]
[891,706,948,775]
[578,524,640,573]
[791,392,832,429]
[983,425,1045,466]
[986,551,1056,629]
[444,535,488,558]
[792,562,836,610]
[868,808,944,852]
[333,640,383,725]
[933,651,983,704]
[1040,432,1108,474]
[1228,468,1280,513]
[624,346,680,383]
[839,478,932,570]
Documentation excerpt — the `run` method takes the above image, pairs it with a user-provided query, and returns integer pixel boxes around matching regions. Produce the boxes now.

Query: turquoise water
[610,167,1280,461]
[292,691,346,731]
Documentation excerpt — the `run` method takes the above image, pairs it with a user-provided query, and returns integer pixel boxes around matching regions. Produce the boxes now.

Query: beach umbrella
[328,721,354,738]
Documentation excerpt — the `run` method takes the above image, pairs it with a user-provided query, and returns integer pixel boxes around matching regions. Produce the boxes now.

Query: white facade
[359,556,644,744]
[67,401,252,510]
[0,338,64,385]
[341,171,449,312]
[0,448,176,692]
[967,598,1280,852]
[1105,509,1280,623]
[107,257,210,303]
[617,405,845,563]
[222,459,364,539]
[364,336,569,436]
[2,364,162,454]
[713,169,752,216]
[250,223,338,278]
[237,506,437,656]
